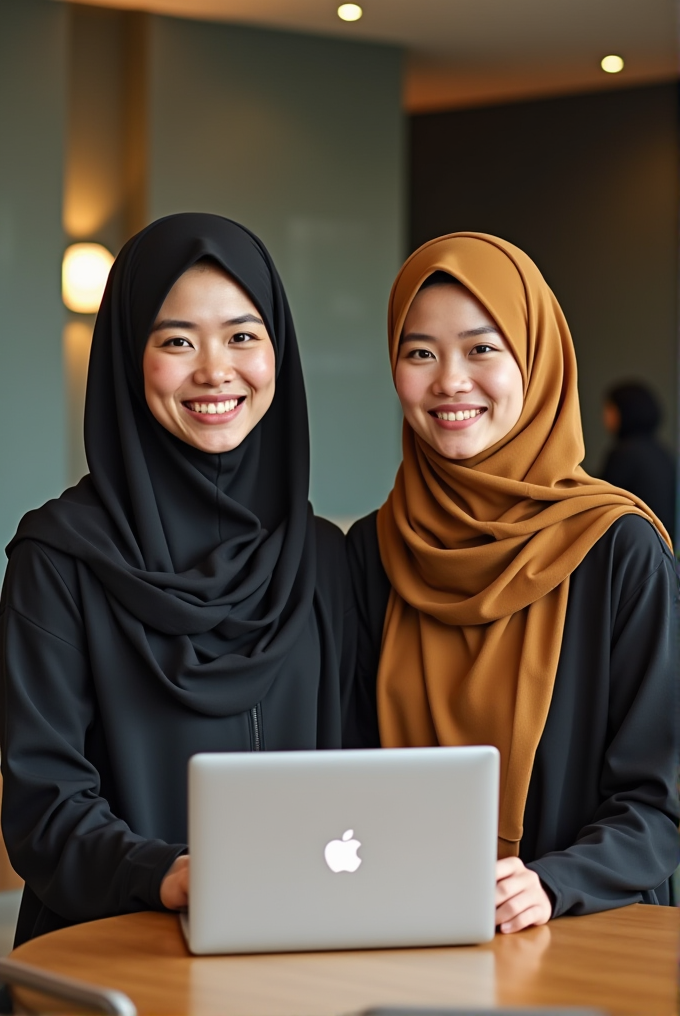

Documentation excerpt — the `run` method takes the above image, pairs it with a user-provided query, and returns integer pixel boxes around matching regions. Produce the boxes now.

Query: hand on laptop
[495,857,551,934]
[160,855,189,910]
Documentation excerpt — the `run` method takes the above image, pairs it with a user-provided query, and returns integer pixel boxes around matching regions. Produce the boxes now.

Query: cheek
[507,364,525,417]
[394,363,426,417]
[487,361,524,411]
[248,346,277,394]
[142,351,182,401]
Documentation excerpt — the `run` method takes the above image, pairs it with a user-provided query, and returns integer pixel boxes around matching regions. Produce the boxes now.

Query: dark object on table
[0,957,136,1014]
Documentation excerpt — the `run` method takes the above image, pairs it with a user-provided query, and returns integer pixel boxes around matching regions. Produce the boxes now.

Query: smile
[184,397,245,415]
[432,408,485,421]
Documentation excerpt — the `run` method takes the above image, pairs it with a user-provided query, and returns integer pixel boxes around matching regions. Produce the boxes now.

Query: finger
[496,856,523,880]
[495,869,534,906]
[173,874,189,908]
[499,903,549,934]
[495,885,541,926]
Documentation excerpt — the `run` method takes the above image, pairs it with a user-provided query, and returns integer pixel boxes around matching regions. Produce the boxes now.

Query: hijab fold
[376,233,671,855]
[9,213,327,721]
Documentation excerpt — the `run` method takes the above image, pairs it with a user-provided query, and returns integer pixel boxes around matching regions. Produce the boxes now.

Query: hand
[495,856,552,934]
[160,854,189,910]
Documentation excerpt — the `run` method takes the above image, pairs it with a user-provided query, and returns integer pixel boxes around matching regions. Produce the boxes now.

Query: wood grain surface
[9,903,679,1015]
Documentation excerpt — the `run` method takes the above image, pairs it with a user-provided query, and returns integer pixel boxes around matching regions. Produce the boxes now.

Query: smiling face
[143,262,276,454]
[395,281,524,460]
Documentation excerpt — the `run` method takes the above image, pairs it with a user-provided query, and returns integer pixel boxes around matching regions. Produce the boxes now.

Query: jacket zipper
[251,705,262,751]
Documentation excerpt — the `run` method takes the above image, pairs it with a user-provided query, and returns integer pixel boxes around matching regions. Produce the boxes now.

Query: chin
[178,428,246,455]
[196,436,244,454]
[441,444,477,460]
[420,429,474,461]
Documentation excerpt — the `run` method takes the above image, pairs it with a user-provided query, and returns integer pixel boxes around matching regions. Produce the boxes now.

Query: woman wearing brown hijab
[346,233,679,933]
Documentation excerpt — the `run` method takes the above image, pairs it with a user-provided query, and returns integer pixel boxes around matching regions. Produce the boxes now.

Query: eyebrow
[400,324,499,345]
[151,313,264,332]
[458,325,499,338]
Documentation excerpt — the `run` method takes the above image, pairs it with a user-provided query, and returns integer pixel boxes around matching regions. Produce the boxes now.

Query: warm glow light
[62,243,114,314]
[601,54,624,74]
[337,3,363,21]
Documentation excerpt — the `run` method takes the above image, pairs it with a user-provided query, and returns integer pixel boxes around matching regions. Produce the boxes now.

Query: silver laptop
[182,746,499,955]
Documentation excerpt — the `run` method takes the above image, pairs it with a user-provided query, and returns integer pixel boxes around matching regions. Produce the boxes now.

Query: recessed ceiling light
[337,4,363,22]
[601,55,624,74]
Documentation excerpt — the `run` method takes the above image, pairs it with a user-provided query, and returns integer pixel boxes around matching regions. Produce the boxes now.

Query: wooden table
[9,903,678,1015]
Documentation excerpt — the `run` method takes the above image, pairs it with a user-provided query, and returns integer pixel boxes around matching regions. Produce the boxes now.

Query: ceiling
[56,0,678,110]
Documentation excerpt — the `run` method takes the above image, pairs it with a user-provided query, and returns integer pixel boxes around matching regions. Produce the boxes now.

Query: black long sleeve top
[0,517,355,946]
[346,511,679,917]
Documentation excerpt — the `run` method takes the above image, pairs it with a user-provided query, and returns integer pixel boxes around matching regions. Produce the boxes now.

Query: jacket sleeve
[0,541,186,925]
[527,541,680,917]
[343,515,385,749]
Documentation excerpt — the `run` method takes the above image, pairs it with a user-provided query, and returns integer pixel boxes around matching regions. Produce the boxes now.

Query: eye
[161,336,193,348]
[470,343,495,355]
[406,348,436,361]
[230,332,255,344]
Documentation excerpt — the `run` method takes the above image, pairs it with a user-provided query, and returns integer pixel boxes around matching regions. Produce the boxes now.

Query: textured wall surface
[148,17,405,520]
[410,83,679,474]
[0,0,67,576]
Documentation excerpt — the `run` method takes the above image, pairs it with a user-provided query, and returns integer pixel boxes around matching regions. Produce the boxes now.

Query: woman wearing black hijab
[0,213,354,944]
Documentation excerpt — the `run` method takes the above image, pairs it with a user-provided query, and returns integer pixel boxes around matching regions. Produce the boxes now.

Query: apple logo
[324,829,362,873]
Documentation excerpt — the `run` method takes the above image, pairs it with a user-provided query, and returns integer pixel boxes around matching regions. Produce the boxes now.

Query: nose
[192,346,234,387]
[433,354,473,396]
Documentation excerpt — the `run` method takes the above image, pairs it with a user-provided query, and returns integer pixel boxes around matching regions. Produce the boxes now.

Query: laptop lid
[185,746,499,954]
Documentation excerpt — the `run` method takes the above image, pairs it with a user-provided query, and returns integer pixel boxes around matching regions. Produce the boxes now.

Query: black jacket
[0,517,354,945]
[346,512,679,917]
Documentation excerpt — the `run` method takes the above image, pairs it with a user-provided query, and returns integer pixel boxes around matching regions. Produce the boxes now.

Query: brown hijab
[376,233,671,857]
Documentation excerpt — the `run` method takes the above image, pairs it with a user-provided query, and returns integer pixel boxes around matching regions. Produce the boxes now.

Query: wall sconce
[62,243,114,314]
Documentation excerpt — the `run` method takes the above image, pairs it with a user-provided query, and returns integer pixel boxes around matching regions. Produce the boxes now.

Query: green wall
[410,84,679,475]
[0,4,405,570]
[0,0,67,575]
[147,17,404,521]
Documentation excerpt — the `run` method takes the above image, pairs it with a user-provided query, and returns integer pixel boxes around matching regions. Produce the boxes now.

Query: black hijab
[8,213,323,718]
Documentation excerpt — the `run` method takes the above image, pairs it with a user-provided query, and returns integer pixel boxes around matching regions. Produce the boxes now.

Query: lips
[182,395,246,422]
[429,404,487,420]
[432,408,485,422]
[182,396,243,412]
[427,404,487,431]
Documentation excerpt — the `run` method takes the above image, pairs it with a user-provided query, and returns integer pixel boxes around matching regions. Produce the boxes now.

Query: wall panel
[148,17,404,520]
[0,0,68,574]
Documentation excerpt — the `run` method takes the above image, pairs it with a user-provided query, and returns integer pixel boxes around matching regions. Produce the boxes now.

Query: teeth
[188,399,239,414]
[435,408,484,421]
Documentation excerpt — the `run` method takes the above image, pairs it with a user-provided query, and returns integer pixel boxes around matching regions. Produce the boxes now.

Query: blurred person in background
[601,381,675,544]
